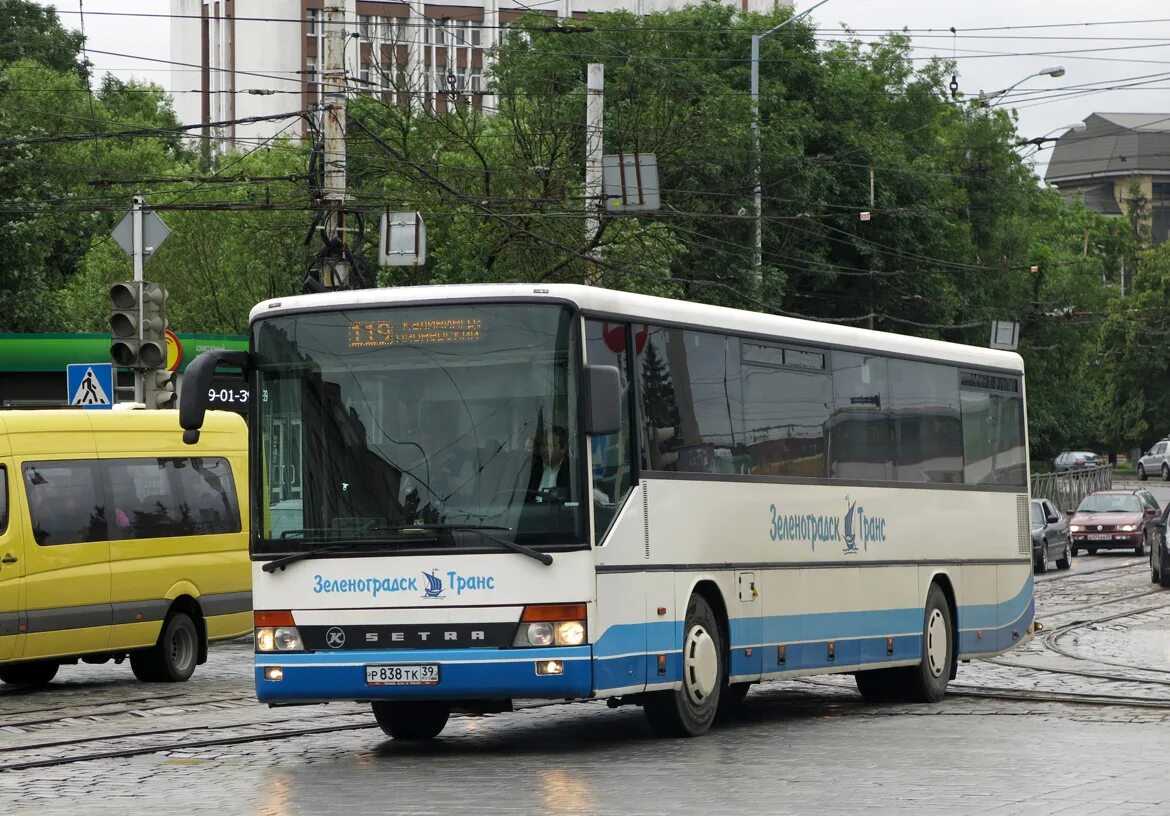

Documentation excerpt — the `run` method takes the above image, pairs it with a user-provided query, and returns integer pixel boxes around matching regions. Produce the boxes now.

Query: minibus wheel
[131,612,200,683]
[371,701,450,740]
[644,593,723,737]
[0,661,59,686]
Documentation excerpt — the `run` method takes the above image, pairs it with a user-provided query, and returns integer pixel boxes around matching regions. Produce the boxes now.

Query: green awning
[0,333,247,373]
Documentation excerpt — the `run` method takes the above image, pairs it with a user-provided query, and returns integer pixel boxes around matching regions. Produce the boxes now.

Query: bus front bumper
[254,646,593,703]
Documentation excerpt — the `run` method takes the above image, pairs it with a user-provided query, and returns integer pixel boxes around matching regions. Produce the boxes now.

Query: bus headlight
[555,620,586,646]
[524,623,554,647]
[513,604,588,647]
[255,626,304,652]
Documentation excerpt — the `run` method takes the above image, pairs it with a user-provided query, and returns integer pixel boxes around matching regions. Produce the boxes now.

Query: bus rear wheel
[131,612,199,683]
[0,661,59,686]
[372,701,450,740]
[644,593,723,737]
[903,584,953,703]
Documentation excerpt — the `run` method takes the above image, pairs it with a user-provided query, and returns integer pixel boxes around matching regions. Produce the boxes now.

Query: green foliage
[0,0,87,82]
[3,3,1155,459]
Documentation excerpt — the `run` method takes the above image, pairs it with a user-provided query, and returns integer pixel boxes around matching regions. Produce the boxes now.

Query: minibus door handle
[1,555,17,564]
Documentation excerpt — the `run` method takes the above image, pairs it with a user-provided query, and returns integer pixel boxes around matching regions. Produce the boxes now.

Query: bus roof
[250,283,1023,373]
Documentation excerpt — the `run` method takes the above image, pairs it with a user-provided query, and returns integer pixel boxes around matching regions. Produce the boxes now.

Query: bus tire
[717,682,752,719]
[0,661,59,686]
[372,701,450,740]
[903,584,953,704]
[854,668,904,703]
[644,593,723,737]
[131,612,199,683]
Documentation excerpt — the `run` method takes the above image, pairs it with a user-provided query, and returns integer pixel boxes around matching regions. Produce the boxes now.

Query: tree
[0,0,88,82]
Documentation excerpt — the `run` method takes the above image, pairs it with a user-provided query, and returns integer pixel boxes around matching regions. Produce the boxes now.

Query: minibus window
[24,461,107,546]
[175,458,241,535]
[0,466,7,534]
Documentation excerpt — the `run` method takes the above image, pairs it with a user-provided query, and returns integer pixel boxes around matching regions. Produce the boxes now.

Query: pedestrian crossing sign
[67,363,114,409]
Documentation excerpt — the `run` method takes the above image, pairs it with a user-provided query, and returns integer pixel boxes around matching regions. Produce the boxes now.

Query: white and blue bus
[179,284,1034,739]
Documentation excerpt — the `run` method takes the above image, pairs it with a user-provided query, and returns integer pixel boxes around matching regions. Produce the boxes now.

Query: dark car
[1069,489,1161,556]
[1031,498,1071,574]
[1149,506,1170,588]
[1054,450,1104,473]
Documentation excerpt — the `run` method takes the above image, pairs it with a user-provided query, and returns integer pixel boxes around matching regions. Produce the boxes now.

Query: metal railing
[1030,465,1114,514]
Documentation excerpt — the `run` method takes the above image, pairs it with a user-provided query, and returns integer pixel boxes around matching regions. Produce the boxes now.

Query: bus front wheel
[372,701,450,740]
[644,593,723,737]
[904,584,954,703]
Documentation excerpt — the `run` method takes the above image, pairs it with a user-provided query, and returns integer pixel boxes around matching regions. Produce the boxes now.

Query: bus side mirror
[179,349,251,444]
[584,364,621,437]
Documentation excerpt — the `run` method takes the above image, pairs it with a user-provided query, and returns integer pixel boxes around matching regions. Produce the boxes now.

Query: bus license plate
[366,664,440,686]
[1087,534,1110,541]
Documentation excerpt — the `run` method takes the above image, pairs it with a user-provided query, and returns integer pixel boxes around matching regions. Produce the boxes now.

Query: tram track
[0,707,372,760]
[0,719,379,773]
[1,692,256,730]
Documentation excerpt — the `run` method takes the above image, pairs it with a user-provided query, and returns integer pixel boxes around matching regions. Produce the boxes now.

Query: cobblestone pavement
[2,554,1169,816]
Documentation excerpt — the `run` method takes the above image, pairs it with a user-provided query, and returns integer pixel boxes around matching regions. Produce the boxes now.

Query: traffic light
[143,368,176,409]
[139,282,168,369]
[109,281,141,367]
[109,281,168,369]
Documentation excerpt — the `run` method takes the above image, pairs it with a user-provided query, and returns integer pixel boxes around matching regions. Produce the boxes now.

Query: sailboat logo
[422,570,444,600]
[843,496,859,555]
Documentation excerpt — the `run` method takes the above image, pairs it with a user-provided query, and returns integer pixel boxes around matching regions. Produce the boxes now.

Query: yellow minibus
[0,409,249,686]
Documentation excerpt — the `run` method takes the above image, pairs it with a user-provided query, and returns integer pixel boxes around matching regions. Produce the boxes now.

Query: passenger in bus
[527,426,571,503]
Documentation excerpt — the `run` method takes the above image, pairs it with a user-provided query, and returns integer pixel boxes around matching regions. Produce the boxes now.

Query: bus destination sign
[348,318,484,349]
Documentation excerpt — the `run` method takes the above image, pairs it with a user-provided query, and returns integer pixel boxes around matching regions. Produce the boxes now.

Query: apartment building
[171,0,790,153]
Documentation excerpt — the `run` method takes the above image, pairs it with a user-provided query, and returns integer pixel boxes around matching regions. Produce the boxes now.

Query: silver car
[1137,440,1170,481]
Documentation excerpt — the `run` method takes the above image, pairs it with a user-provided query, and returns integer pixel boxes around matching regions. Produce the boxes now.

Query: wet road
[3,510,1170,814]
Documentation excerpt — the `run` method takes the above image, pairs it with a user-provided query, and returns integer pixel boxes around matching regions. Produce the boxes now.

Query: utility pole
[131,194,145,402]
[585,63,604,282]
[750,0,833,290]
[320,4,350,288]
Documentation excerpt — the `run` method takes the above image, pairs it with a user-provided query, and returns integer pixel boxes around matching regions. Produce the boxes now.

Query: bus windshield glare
[252,303,582,556]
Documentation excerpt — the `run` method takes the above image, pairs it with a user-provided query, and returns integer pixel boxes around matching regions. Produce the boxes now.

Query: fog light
[536,660,564,676]
[264,666,284,681]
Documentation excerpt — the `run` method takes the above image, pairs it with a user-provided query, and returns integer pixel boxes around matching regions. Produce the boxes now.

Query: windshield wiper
[382,524,553,566]
[262,539,400,573]
[262,524,553,571]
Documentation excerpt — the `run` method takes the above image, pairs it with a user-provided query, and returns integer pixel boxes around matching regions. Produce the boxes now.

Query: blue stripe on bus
[255,646,593,703]
[591,577,1034,692]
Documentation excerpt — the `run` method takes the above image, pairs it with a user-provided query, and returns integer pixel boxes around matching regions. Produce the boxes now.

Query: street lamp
[751,0,833,287]
[1017,121,1086,148]
[977,65,1066,108]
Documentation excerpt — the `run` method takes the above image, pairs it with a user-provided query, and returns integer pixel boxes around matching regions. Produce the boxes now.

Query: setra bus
[178,284,1034,739]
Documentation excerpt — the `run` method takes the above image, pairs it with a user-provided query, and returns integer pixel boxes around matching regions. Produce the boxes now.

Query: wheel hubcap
[170,626,195,672]
[683,624,718,705]
[924,609,948,678]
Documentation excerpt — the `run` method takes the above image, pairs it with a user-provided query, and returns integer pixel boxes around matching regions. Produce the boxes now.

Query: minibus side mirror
[583,364,621,437]
[180,350,250,444]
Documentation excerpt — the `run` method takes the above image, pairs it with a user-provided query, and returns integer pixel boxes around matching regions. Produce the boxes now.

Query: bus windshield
[252,303,583,557]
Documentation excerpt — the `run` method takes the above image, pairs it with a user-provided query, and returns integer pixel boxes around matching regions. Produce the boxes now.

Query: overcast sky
[37,1,1170,178]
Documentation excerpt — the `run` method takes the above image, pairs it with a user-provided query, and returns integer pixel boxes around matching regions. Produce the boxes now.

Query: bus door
[20,459,112,660]
[0,460,23,662]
